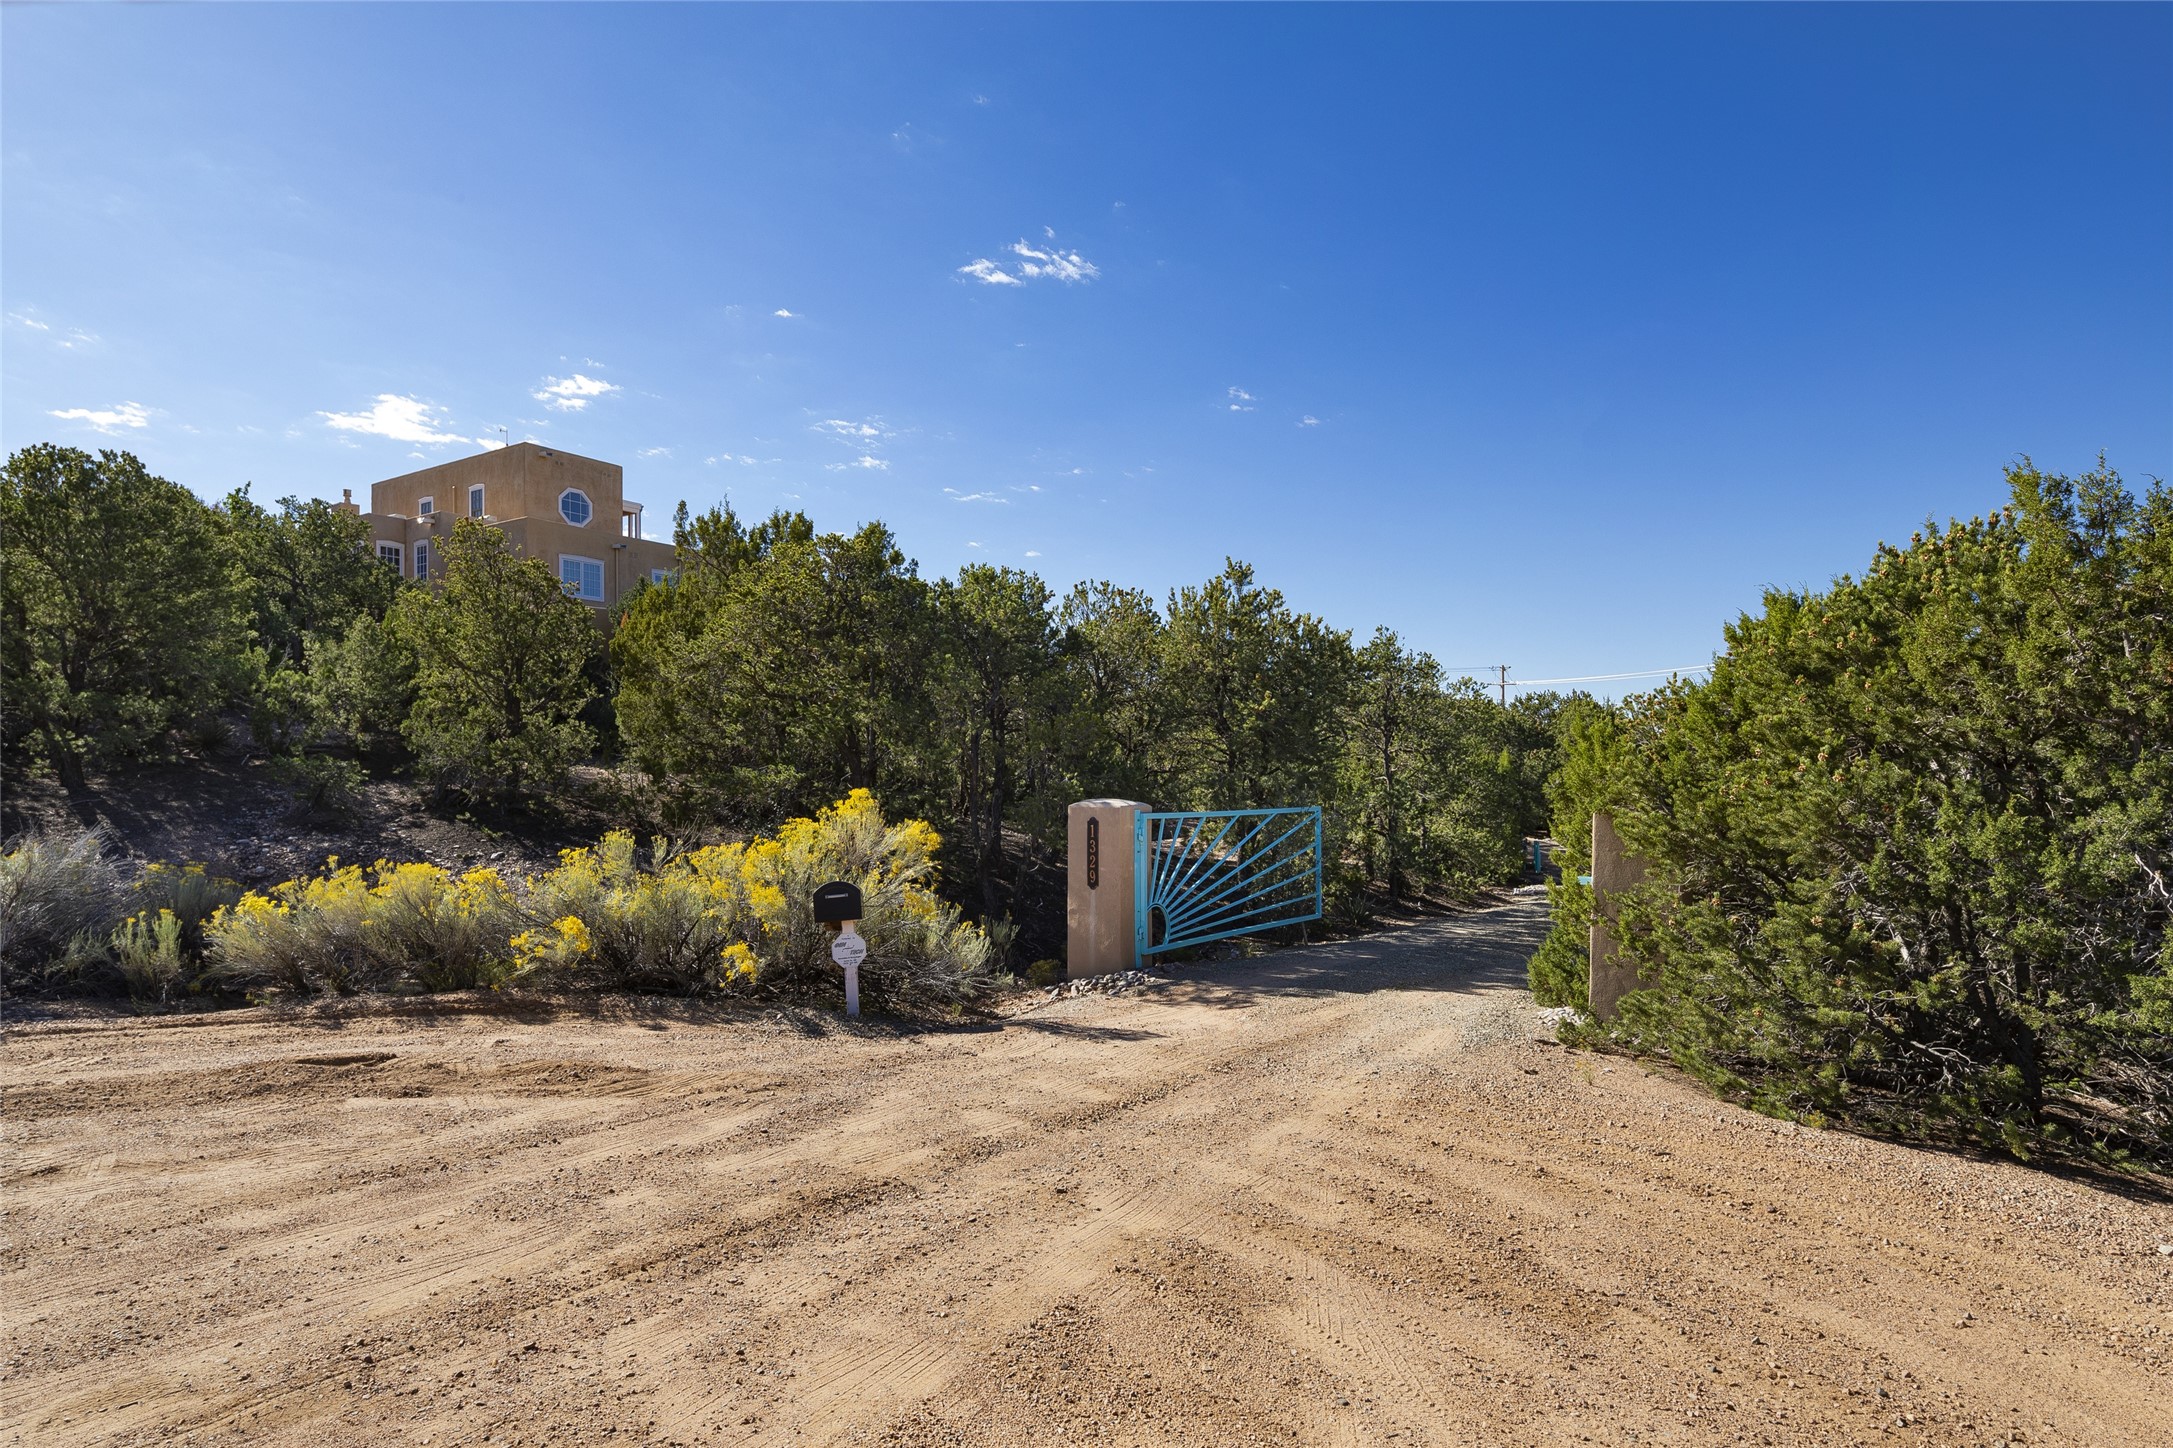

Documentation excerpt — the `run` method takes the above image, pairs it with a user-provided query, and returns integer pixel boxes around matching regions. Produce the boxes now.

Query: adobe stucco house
[336,443,676,612]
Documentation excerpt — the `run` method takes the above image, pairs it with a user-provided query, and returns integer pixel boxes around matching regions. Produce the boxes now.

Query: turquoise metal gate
[1134,807,1323,961]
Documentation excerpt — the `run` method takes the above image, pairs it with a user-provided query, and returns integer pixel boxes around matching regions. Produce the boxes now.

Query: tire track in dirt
[6,893,2168,1447]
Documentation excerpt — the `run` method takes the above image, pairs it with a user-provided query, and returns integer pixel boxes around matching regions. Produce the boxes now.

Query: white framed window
[559,553,605,602]
[417,495,435,517]
[376,541,405,572]
[468,484,485,518]
[412,540,431,579]
[558,488,593,527]
[650,567,676,586]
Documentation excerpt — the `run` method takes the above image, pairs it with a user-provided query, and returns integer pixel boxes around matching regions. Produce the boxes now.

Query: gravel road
[5,892,2168,1446]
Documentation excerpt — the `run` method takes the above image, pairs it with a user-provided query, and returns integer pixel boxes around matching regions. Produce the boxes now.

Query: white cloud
[531,373,619,412]
[966,541,984,548]
[958,231,1099,287]
[817,418,892,443]
[774,308,797,318]
[1227,386,1256,413]
[637,446,672,459]
[319,394,474,445]
[972,93,991,106]
[1008,238,1098,283]
[959,258,1023,287]
[1025,550,1041,558]
[944,489,1007,504]
[1299,415,1320,427]
[825,455,889,471]
[10,314,49,331]
[47,401,149,434]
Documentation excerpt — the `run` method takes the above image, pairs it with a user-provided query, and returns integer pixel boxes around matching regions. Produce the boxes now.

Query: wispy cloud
[825,455,889,471]
[1009,237,1098,282]
[12,311,100,350]
[1025,549,1041,558]
[637,446,672,459]
[319,394,475,446]
[1228,387,1256,412]
[49,401,150,434]
[958,231,1098,287]
[1299,415,1320,427]
[817,418,893,444]
[958,258,1023,287]
[944,488,1007,504]
[774,308,797,318]
[532,373,619,412]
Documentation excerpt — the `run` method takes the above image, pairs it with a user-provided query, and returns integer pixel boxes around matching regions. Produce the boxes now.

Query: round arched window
[558,489,593,526]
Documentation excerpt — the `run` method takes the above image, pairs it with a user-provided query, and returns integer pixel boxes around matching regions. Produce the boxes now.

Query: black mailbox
[812,880,863,923]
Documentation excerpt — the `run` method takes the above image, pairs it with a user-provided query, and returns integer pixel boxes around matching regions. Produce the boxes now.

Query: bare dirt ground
[5,893,2169,1448]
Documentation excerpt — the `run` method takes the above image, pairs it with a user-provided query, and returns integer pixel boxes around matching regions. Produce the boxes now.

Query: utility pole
[1496,664,1509,708]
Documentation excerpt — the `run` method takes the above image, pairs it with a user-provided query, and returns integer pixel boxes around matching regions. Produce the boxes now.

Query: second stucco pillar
[1588,810,1648,1020]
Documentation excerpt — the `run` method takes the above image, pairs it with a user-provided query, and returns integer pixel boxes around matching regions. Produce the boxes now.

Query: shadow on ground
[1134,892,1551,1012]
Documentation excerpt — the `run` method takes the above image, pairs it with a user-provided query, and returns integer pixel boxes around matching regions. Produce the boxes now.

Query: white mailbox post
[831,923,866,1018]
[813,880,867,1018]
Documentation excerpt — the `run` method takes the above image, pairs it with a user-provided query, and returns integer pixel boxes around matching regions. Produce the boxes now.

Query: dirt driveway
[5,893,2168,1447]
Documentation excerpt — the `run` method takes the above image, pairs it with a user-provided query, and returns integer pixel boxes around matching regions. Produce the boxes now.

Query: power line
[1508,666,1712,687]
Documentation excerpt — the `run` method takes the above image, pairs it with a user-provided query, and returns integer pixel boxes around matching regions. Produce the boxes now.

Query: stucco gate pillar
[1587,810,1649,1020]
[1066,799,1151,978]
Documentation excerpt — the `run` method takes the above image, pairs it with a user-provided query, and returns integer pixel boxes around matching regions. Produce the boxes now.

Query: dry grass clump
[0,833,246,1003]
[0,825,126,982]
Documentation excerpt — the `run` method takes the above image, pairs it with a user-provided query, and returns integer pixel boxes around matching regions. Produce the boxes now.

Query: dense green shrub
[1526,878,1591,1010]
[2,447,252,782]
[1563,462,2171,1166]
[389,522,601,800]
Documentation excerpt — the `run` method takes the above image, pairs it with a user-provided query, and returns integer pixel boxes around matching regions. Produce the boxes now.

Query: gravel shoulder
[5,893,2168,1447]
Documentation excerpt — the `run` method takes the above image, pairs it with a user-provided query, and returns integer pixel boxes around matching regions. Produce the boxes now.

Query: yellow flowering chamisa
[204,792,985,1006]
[208,857,518,995]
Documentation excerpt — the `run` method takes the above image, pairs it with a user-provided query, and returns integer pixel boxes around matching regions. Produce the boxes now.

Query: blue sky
[5,4,2168,694]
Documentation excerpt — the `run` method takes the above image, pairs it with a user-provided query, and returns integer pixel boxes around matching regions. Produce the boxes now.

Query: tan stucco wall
[352,444,676,612]
[1588,811,1649,1021]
